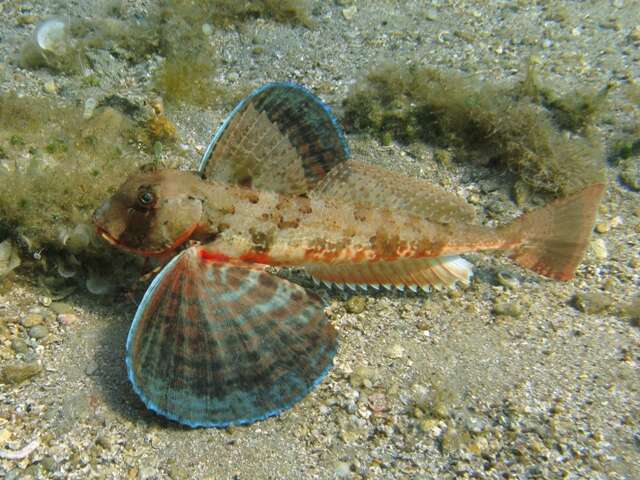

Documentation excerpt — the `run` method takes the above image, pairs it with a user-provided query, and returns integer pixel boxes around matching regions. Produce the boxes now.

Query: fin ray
[199,83,349,195]
[127,247,336,428]
[507,183,604,280]
[304,256,473,290]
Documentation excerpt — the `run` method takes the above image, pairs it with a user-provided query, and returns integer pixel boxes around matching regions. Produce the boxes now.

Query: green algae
[153,53,225,107]
[157,0,313,30]
[515,62,612,132]
[0,94,145,249]
[0,93,152,292]
[342,63,605,196]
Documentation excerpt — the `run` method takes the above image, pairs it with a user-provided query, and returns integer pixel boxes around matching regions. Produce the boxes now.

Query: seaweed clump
[0,94,144,250]
[0,93,153,292]
[515,62,611,132]
[158,0,313,30]
[342,64,605,196]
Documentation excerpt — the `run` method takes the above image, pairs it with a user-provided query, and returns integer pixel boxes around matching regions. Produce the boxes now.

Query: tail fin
[506,183,605,281]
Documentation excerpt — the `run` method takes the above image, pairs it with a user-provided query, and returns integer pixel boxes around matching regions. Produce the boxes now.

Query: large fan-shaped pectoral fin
[126,247,336,427]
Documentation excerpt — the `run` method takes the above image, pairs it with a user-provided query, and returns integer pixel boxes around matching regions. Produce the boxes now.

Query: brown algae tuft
[150,0,312,105]
[0,93,153,292]
[515,62,611,132]
[342,63,605,195]
[157,0,313,30]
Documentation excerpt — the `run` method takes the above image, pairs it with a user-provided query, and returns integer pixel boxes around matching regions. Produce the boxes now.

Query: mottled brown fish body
[198,182,511,265]
[93,169,604,285]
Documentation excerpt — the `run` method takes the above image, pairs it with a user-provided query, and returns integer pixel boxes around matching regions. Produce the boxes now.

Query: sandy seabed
[0,1,639,479]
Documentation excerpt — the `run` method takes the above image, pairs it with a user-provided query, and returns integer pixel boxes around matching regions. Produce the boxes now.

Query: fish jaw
[94,223,200,257]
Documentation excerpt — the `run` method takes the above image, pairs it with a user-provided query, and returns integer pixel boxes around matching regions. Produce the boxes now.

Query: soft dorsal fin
[311,160,476,224]
[198,82,350,195]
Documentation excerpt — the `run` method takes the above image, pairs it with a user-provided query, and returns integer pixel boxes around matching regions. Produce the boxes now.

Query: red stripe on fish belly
[239,251,277,265]
[199,249,231,263]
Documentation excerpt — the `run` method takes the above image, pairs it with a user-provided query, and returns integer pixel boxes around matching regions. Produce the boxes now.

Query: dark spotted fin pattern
[126,247,337,428]
[198,82,350,195]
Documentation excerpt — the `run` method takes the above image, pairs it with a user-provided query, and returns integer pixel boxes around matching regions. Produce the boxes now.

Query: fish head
[93,169,204,256]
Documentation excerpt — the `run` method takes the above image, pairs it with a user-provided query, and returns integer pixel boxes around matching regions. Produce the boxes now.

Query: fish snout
[92,199,126,245]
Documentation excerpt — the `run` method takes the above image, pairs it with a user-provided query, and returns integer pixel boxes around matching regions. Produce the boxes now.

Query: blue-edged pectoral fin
[126,246,336,428]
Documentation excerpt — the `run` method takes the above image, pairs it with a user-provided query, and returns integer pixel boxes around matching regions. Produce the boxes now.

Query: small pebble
[50,302,74,315]
[39,296,52,307]
[368,392,388,414]
[0,428,11,443]
[83,97,97,119]
[418,418,442,437]
[58,313,79,325]
[385,344,405,359]
[22,313,44,328]
[43,79,57,94]
[335,462,351,478]
[441,428,461,453]
[590,238,608,259]
[493,301,523,318]
[41,455,57,472]
[342,6,357,21]
[345,296,366,314]
[466,436,489,455]
[10,338,29,354]
[349,366,377,388]
[1,361,42,384]
[29,325,49,339]
[201,23,213,35]
[431,401,450,419]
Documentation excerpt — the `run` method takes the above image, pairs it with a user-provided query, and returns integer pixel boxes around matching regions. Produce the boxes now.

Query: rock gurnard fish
[93,83,604,428]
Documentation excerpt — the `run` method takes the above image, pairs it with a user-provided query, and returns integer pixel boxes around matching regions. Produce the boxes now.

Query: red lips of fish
[95,223,199,257]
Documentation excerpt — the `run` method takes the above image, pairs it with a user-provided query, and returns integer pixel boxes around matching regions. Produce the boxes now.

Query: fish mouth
[97,228,119,247]
[94,225,196,257]
[95,227,167,257]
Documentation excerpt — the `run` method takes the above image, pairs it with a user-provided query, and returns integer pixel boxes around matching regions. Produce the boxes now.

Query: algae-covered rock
[2,361,42,384]
[345,295,366,314]
[493,301,524,318]
[0,239,21,276]
[619,156,639,191]
[573,291,612,314]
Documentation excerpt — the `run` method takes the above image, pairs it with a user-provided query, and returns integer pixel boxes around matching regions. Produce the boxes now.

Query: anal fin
[304,256,473,291]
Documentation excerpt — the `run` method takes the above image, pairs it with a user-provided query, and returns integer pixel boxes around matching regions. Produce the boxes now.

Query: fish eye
[137,190,155,207]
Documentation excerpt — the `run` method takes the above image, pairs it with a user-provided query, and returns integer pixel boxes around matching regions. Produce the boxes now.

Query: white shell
[35,17,68,55]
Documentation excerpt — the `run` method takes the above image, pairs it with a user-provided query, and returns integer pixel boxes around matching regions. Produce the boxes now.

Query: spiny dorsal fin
[199,83,349,195]
[312,160,476,224]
